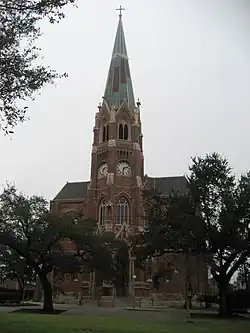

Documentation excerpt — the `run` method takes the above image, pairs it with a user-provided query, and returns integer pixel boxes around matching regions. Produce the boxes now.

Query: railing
[97,222,140,232]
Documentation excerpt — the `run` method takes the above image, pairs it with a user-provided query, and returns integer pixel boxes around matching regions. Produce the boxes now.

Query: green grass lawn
[0,311,249,333]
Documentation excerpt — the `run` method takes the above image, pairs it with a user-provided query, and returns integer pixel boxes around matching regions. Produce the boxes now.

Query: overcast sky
[0,0,250,200]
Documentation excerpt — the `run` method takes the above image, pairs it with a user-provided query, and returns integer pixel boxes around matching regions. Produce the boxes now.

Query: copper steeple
[103,8,135,110]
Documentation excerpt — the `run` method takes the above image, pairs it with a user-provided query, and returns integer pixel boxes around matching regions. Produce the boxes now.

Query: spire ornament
[116,5,125,18]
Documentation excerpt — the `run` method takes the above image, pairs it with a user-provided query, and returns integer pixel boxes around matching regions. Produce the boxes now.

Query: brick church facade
[50,12,208,298]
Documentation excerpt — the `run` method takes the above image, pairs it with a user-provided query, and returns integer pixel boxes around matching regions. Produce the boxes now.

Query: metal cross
[116,5,125,17]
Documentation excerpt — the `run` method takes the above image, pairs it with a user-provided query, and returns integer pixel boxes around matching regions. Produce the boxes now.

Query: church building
[50,10,208,298]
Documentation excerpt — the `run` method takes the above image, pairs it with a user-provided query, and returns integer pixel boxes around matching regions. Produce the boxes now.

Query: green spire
[103,12,135,110]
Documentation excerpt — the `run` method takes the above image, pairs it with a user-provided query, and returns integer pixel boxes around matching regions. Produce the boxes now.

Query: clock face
[98,163,108,178]
[116,161,132,176]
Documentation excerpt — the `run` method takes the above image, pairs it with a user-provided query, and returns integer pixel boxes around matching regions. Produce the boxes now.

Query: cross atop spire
[116,5,125,18]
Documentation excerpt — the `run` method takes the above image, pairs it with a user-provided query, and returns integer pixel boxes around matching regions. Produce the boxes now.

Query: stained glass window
[98,200,106,225]
[116,197,130,225]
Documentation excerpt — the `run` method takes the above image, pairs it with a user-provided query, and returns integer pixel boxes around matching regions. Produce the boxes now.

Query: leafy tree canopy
[134,153,250,316]
[0,185,115,311]
[188,153,250,315]
[0,0,77,134]
[133,190,205,267]
[0,245,35,291]
[188,153,250,286]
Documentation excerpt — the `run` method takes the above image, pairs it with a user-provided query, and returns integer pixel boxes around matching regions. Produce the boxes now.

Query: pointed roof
[112,16,128,58]
[103,14,135,110]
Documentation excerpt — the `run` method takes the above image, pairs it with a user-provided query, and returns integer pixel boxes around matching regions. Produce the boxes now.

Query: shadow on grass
[191,312,250,321]
[0,303,37,308]
[12,308,67,315]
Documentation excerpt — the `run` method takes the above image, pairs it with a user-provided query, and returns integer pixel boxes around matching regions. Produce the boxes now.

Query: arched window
[98,200,106,225]
[118,124,123,140]
[124,124,128,140]
[102,126,106,143]
[102,125,109,143]
[118,123,129,140]
[116,197,130,225]
[106,125,109,141]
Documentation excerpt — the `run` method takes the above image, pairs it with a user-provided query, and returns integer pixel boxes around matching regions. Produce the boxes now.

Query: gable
[116,100,133,122]
[146,176,188,196]
[53,181,90,200]
[99,100,110,122]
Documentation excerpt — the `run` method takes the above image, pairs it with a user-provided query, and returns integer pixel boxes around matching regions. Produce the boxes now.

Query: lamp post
[128,249,136,296]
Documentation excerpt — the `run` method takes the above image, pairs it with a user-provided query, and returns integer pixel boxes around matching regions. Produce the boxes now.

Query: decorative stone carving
[97,223,103,235]
[95,112,100,127]
[109,105,116,123]
[102,99,111,114]
[136,176,142,188]
[106,200,113,208]
[134,113,139,125]
[133,142,141,151]
[138,226,145,232]
[103,224,113,232]
[127,225,135,234]
[114,192,132,200]
[108,139,116,147]
[92,145,97,153]
[114,223,135,240]
[106,173,114,186]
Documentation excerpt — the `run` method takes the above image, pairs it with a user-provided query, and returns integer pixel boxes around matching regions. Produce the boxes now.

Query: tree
[133,190,204,266]
[0,245,35,298]
[133,190,203,322]
[99,235,129,296]
[74,229,130,294]
[188,153,250,316]
[236,260,250,291]
[0,186,115,312]
[0,0,77,134]
[133,189,205,307]
[135,153,250,317]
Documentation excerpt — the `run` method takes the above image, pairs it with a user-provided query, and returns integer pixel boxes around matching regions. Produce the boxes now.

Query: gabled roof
[103,15,135,110]
[53,181,89,201]
[146,176,188,195]
[53,177,188,202]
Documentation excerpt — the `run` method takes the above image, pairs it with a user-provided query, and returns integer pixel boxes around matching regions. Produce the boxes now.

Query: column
[89,270,96,299]
[131,258,135,297]
[128,253,135,297]
[128,254,132,295]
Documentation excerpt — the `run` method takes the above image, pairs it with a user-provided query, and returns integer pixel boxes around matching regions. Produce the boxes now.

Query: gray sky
[0,0,250,200]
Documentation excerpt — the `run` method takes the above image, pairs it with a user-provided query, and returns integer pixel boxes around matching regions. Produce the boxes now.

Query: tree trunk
[33,275,42,302]
[16,275,25,303]
[219,282,229,317]
[38,272,54,313]
[244,264,249,291]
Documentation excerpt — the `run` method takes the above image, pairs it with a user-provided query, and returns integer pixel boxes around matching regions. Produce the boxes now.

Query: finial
[98,102,101,111]
[116,5,125,18]
[137,98,141,107]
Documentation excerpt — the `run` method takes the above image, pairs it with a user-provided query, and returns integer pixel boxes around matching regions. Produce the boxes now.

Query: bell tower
[88,8,144,238]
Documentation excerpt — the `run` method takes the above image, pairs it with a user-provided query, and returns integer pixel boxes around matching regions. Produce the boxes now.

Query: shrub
[0,289,22,304]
